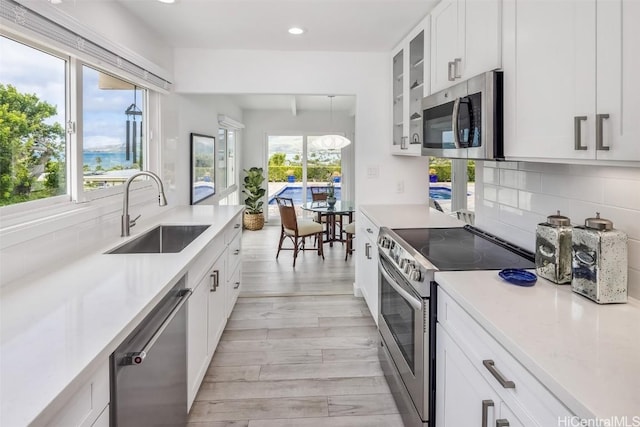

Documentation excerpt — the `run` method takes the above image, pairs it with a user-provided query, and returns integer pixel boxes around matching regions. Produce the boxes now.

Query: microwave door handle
[378,259,423,310]
[451,97,462,149]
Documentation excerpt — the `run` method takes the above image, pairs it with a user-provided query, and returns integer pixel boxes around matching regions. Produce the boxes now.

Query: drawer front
[437,288,573,426]
[226,262,241,318]
[224,212,243,245]
[189,235,225,289]
[358,211,379,243]
[45,362,109,427]
[227,231,242,278]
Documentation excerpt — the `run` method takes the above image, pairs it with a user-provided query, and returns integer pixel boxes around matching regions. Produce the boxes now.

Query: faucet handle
[129,214,141,228]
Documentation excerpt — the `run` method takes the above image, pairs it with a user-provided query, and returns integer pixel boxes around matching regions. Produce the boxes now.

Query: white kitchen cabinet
[437,287,573,426]
[186,234,227,409]
[187,214,244,409]
[502,0,640,163]
[355,211,380,323]
[207,253,226,356]
[430,0,501,93]
[43,362,109,427]
[436,324,529,427]
[225,215,242,318]
[391,15,430,156]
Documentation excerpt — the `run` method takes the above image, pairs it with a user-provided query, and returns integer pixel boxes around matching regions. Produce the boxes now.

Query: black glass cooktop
[392,226,535,271]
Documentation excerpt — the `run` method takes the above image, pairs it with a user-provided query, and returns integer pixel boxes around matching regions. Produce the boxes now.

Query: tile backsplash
[475,161,640,299]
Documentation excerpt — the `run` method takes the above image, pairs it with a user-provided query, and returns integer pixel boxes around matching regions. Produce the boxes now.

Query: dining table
[302,200,355,247]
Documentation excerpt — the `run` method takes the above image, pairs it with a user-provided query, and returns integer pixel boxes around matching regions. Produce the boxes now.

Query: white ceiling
[113,0,437,111]
[116,0,438,52]
[228,94,355,113]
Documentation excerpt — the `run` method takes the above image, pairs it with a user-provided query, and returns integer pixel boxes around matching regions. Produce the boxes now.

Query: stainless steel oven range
[377,225,535,427]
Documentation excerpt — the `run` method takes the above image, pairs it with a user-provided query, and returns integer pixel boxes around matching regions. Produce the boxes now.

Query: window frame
[0,31,157,223]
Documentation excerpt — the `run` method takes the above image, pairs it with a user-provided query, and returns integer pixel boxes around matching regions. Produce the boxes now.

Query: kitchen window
[0,34,151,211]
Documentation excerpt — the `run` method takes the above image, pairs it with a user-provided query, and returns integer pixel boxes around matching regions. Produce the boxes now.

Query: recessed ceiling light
[157,0,175,3]
[288,27,305,35]
[49,0,62,4]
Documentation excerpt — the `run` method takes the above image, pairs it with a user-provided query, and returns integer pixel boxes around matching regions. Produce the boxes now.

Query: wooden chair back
[310,186,329,201]
[275,197,298,231]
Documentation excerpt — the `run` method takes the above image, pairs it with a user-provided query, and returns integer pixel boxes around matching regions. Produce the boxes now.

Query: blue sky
[0,36,142,151]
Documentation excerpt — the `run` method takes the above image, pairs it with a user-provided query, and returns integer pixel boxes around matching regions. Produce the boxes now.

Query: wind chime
[124,87,142,166]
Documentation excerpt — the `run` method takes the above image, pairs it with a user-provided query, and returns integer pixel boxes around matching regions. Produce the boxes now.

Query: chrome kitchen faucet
[121,171,168,237]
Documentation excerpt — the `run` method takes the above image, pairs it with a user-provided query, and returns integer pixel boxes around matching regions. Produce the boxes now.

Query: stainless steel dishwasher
[110,277,191,427]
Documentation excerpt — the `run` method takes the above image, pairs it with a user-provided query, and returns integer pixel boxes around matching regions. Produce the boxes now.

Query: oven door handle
[378,259,423,311]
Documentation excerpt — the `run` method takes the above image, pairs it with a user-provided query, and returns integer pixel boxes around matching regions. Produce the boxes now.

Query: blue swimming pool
[268,185,458,203]
[268,187,342,204]
[429,186,454,200]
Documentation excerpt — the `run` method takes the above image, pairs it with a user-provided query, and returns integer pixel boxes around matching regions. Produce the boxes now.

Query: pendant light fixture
[313,95,351,150]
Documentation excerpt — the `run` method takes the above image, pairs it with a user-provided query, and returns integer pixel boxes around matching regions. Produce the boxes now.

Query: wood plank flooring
[187,225,402,426]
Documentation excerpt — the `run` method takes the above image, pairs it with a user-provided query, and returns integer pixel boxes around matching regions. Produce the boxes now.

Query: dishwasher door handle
[126,288,192,365]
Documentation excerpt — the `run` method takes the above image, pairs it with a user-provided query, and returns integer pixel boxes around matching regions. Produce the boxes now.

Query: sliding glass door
[266,134,342,222]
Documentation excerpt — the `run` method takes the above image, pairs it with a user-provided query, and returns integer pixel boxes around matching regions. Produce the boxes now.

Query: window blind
[0,0,172,92]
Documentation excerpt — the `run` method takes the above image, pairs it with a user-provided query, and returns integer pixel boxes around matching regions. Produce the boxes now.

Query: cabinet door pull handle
[574,116,588,150]
[365,243,371,259]
[234,223,241,229]
[596,113,610,151]
[234,249,240,255]
[483,360,515,388]
[496,420,510,427]
[482,400,494,427]
[453,58,462,78]
[234,281,240,289]
[447,61,456,81]
[210,270,219,292]
[366,228,373,234]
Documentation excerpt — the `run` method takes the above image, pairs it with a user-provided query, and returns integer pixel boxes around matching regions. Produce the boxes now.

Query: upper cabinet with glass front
[391,15,431,156]
[430,0,501,93]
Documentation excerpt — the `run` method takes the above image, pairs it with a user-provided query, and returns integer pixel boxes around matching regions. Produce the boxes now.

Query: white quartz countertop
[0,205,243,427]
[435,270,640,419]
[360,204,464,229]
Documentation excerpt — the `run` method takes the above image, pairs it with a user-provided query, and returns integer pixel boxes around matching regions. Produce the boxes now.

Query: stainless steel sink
[107,225,211,254]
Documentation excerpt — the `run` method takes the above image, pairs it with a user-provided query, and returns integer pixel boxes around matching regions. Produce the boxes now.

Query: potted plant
[286,169,295,183]
[429,167,438,183]
[242,167,266,230]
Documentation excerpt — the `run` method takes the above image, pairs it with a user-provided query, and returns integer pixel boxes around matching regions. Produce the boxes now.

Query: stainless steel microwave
[422,70,503,159]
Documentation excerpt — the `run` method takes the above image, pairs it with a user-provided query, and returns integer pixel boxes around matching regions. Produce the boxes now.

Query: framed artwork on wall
[190,133,216,204]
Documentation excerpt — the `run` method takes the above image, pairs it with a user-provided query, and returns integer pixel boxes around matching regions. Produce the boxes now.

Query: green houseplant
[242,167,266,230]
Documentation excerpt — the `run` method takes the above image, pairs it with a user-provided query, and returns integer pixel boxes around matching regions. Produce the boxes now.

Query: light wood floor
[187,225,402,427]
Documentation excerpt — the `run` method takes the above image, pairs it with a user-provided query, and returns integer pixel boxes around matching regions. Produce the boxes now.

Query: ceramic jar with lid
[572,213,628,304]
[535,211,572,284]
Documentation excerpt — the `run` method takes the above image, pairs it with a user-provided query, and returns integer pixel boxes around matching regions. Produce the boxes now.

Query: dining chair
[309,186,342,238]
[343,221,355,261]
[275,197,324,267]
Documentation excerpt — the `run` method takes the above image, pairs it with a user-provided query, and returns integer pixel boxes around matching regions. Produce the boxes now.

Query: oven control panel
[378,235,424,283]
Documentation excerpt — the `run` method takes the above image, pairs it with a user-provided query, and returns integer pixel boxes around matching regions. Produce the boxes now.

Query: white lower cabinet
[436,324,530,427]
[187,215,244,410]
[355,211,379,323]
[436,287,573,426]
[187,270,210,408]
[207,253,226,356]
[44,362,109,427]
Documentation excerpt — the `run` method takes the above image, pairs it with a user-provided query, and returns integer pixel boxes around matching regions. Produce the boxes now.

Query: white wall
[475,161,640,299]
[167,94,244,206]
[242,108,355,200]
[173,49,430,206]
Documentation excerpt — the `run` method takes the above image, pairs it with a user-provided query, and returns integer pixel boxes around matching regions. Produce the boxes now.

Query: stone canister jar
[535,211,572,284]
[572,213,628,304]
